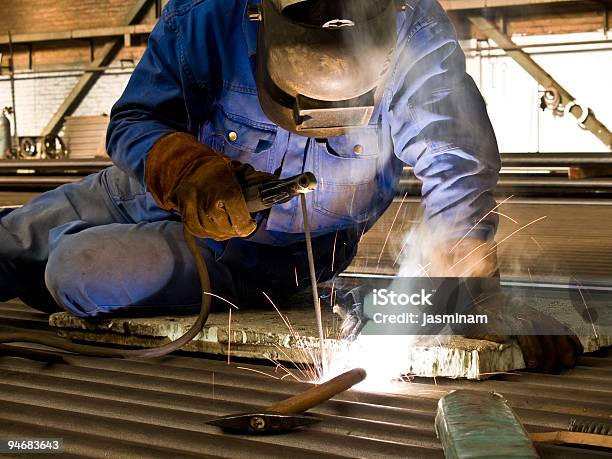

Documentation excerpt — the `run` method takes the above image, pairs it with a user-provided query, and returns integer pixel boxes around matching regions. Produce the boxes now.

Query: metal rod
[499,153,612,166]
[462,38,612,53]
[300,194,327,376]
[7,31,18,153]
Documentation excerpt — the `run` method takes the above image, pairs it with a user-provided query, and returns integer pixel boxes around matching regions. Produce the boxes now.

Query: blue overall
[0,0,500,317]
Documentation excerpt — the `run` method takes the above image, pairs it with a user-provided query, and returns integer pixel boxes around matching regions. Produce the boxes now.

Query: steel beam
[469,16,612,150]
[40,0,153,139]
[0,25,154,46]
[446,0,575,8]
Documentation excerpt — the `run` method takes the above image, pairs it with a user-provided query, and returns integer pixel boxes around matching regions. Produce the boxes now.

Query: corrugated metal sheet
[1,301,611,458]
[350,198,612,284]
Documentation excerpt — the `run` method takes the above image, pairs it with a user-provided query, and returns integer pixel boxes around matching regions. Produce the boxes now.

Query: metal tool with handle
[207,368,367,434]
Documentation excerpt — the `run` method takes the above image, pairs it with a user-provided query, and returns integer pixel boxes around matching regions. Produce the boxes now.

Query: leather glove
[146,132,272,241]
[463,290,584,373]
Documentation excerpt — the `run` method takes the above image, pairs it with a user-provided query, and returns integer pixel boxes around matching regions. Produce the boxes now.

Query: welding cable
[0,224,213,359]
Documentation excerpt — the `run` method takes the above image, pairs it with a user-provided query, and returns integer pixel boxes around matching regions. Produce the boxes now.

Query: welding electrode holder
[242,172,317,214]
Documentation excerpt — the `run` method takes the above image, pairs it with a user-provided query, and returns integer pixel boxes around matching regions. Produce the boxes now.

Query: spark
[392,238,409,267]
[331,231,338,272]
[272,343,313,382]
[450,195,514,254]
[262,290,321,382]
[263,292,293,331]
[227,308,232,365]
[294,266,299,287]
[494,216,548,249]
[349,188,357,216]
[203,292,240,310]
[417,263,432,278]
[359,224,368,244]
[449,240,489,272]
[377,192,409,265]
[458,215,548,277]
[491,210,518,224]
[266,356,303,382]
[530,236,543,251]
[237,366,280,379]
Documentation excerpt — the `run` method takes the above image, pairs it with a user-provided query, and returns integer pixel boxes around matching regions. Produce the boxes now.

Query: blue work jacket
[107,0,500,244]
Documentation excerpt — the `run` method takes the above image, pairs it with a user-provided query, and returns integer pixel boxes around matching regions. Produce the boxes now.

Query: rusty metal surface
[1,301,611,458]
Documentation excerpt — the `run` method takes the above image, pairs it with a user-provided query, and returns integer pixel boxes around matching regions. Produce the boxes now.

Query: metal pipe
[462,38,612,53]
[500,153,612,166]
[7,32,18,153]
[0,159,112,170]
[399,176,612,187]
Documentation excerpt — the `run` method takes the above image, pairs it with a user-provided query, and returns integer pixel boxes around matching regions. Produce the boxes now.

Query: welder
[0,0,581,371]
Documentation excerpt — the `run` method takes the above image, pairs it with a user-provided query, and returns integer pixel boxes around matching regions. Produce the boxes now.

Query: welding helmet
[249,0,400,138]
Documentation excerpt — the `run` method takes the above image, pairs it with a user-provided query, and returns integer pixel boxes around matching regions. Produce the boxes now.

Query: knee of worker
[44,225,186,318]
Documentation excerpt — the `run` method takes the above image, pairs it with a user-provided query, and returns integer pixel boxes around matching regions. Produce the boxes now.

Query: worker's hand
[429,238,498,278]
[146,132,267,241]
[463,291,584,373]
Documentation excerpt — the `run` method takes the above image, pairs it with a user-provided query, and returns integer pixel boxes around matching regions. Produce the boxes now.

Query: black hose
[0,224,212,359]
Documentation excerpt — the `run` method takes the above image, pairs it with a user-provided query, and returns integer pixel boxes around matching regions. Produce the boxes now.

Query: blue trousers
[0,167,359,317]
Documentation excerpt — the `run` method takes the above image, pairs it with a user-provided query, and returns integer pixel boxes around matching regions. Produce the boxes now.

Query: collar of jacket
[242,0,260,59]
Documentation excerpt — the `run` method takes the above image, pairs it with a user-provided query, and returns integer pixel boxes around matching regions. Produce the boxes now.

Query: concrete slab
[48,307,525,380]
[48,291,611,380]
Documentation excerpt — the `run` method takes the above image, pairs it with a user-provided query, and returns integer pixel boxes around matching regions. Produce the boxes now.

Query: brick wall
[0,0,156,34]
